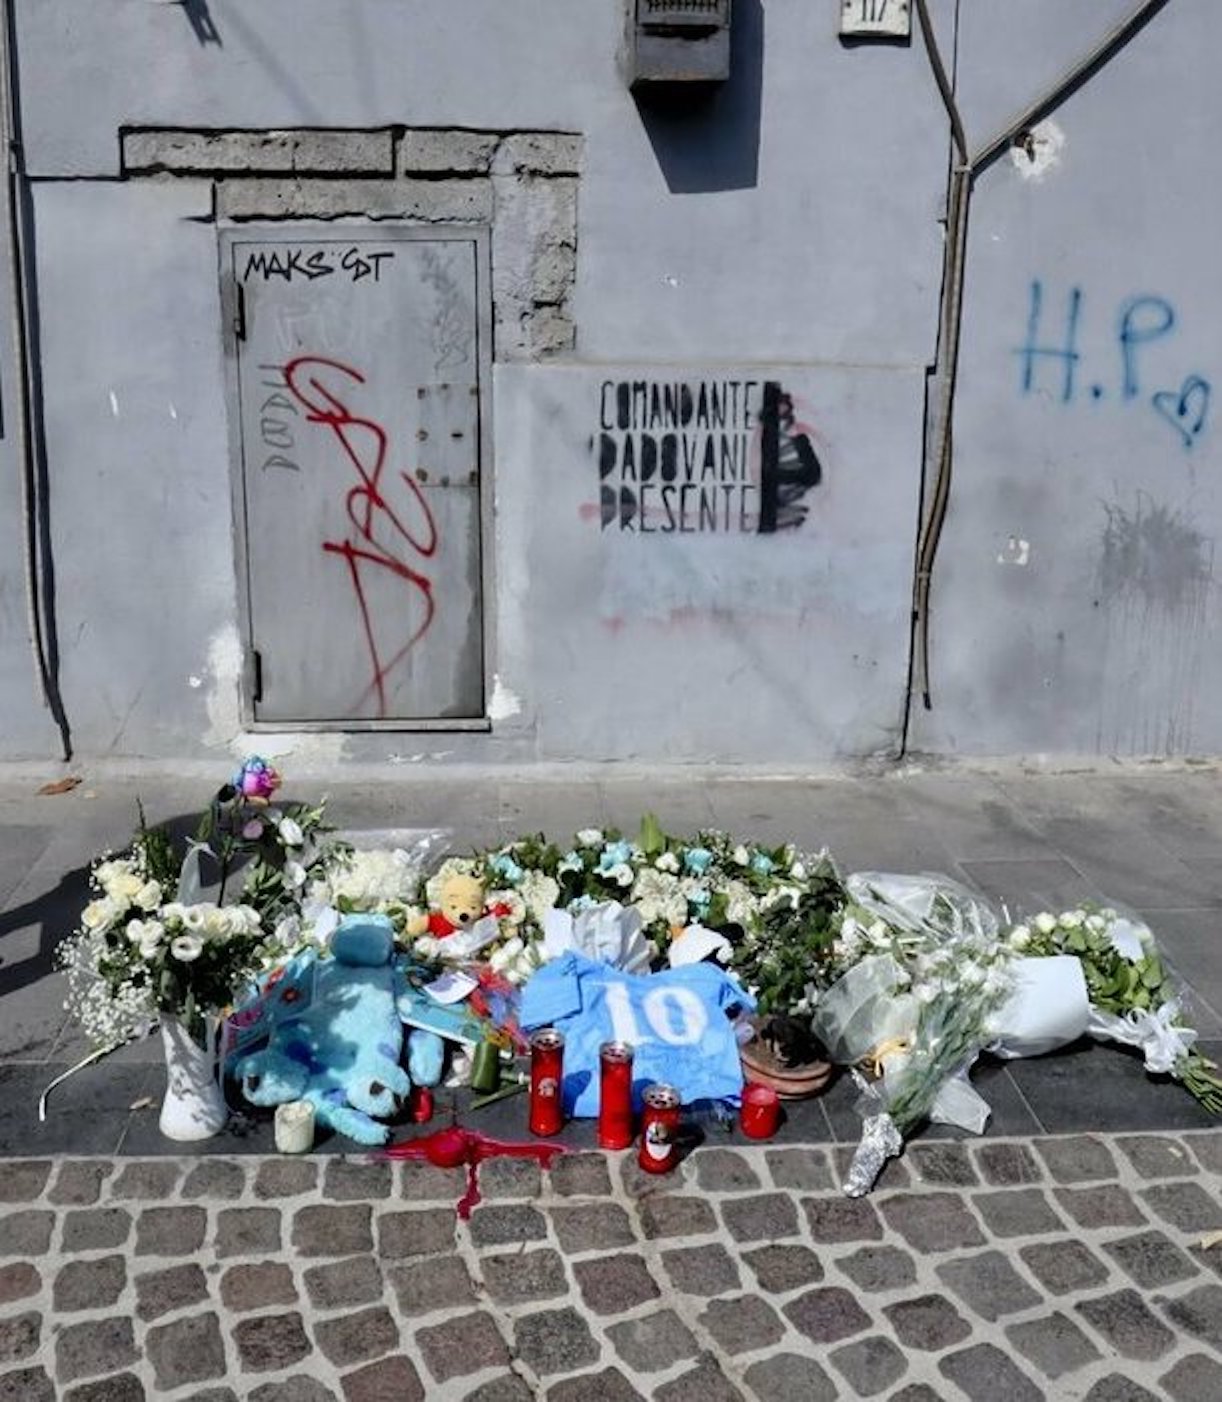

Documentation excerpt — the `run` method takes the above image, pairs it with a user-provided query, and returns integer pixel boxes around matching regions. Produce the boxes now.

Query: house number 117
[840,0,911,39]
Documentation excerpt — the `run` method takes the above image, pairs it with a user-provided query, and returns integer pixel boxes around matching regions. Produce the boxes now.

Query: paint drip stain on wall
[1095,495,1215,757]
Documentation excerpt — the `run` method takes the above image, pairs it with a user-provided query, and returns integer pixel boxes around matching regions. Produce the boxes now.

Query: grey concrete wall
[911,0,1222,759]
[493,362,925,763]
[29,179,239,759]
[2,0,1217,765]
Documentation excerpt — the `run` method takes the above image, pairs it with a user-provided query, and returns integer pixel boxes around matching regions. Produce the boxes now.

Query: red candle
[638,1083,681,1174]
[409,1086,434,1124]
[739,1081,781,1140]
[597,1041,634,1150]
[528,1029,565,1137]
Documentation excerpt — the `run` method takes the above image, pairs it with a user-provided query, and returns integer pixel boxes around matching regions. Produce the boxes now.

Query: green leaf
[638,812,666,857]
[1140,958,1164,991]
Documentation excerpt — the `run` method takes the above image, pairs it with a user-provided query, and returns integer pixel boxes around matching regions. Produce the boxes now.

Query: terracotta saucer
[740,1045,834,1100]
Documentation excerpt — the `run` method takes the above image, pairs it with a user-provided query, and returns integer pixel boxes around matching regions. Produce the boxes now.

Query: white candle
[274,1100,315,1154]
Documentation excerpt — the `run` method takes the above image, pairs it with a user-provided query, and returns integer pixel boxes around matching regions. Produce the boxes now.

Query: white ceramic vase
[159,1014,228,1141]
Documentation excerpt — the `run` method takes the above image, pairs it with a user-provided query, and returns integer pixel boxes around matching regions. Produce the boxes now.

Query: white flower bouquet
[1019,904,1222,1112]
[811,873,1020,1195]
[58,840,279,1049]
[56,758,335,1051]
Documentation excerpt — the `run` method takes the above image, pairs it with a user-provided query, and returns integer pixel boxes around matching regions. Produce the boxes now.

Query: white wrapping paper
[542,901,653,972]
[987,956,1091,1059]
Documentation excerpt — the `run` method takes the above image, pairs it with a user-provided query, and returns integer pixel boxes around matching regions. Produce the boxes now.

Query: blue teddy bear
[230,913,444,1146]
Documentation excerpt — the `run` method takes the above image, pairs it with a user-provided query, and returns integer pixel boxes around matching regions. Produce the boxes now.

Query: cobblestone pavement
[2,1132,1220,1401]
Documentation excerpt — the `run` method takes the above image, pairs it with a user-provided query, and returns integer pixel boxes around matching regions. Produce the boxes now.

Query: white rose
[655,852,680,873]
[284,861,308,890]
[126,919,150,944]
[490,936,525,973]
[105,870,145,903]
[1007,924,1031,951]
[170,934,203,962]
[576,828,604,848]
[134,880,163,912]
[93,860,126,887]
[724,880,757,928]
[1058,910,1083,930]
[82,897,123,932]
[520,873,560,925]
[732,846,750,867]
[278,817,304,847]
[1086,914,1106,933]
[203,907,231,939]
[236,906,263,936]
[1034,912,1057,934]
[609,863,635,888]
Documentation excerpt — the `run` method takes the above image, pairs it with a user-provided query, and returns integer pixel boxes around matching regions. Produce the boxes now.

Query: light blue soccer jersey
[519,952,755,1115]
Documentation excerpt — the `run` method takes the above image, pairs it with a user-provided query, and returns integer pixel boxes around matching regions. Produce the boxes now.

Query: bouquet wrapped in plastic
[1013,905,1222,1112]
[812,874,1020,1195]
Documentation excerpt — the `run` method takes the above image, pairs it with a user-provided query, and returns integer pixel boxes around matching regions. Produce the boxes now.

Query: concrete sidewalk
[3,759,1221,1079]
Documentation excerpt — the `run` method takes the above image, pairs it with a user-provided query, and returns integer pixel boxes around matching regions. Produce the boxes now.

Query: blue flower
[558,851,584,875]
[597,841,634,875]
[569,895,598,913]
[684,847,713,875]
[687,885,711,913]
[489,853,524,884]
[751,853,775,876]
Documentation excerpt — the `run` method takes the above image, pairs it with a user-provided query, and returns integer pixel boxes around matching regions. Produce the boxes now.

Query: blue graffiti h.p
[1014,280,1209,449]
[1015,280,1081,403]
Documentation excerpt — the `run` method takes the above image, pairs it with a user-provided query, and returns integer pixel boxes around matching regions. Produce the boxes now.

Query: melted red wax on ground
[377,1124,568,1218]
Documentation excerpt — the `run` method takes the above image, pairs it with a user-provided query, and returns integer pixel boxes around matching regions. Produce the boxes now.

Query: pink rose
[233,757,281,801]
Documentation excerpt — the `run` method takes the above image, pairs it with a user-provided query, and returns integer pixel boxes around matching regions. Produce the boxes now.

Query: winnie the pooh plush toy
[408,871,489,939]
[230,912,443,1145]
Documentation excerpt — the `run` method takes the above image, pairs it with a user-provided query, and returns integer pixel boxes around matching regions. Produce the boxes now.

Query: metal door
[222,225,488,725]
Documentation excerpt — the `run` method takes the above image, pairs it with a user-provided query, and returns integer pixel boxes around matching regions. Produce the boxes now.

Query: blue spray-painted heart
[1152,375,1210,448]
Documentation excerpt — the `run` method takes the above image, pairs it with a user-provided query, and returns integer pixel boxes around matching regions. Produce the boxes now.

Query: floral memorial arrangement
[52,759,1221,1178]
[57,759,334,1051]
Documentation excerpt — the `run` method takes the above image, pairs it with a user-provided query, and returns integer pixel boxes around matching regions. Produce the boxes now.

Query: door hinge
[248,648,263,704]
[233,283,247,343]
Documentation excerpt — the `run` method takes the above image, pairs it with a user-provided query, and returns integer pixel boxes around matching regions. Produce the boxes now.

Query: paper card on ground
[425,970,479,1004]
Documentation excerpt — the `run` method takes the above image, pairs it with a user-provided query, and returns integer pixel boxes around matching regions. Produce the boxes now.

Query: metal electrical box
[628,0,732,87]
